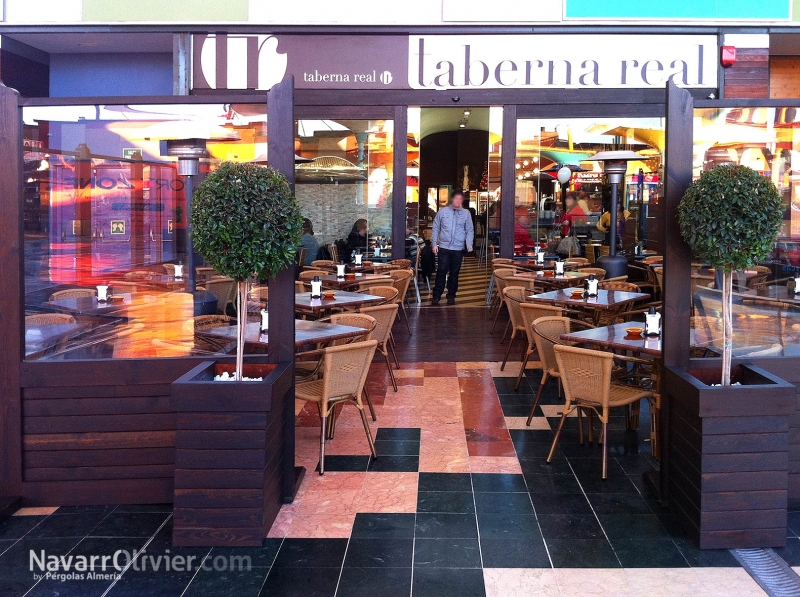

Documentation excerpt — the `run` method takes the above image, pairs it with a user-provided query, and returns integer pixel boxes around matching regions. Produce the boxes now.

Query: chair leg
[588,411,595,443]
[359,407,378,458]
[414,276,421,305]
[402,304,412,336]
[547,410,568,463]
[514,349,530,391]
[500,320,511,344]
[526,372,548,426]
[577,408,584,444]
[319,415,327,475]
[500,330,517,371]
[363,387,376,421]
[385,351,398,392]
[601,422,609,479]
[490,303,505,333]
[389,340,400,369]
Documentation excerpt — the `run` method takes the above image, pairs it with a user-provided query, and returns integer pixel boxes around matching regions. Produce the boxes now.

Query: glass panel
[515,117,664,258]
[23,103,268,361]
[294,118,394,264]
[690,107,800,358]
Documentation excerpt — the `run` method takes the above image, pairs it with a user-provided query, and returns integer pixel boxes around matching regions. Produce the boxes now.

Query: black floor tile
[343,537,413,568]
[418,473,472,492]
[260,567,340,597]
[614,453,658,475]
[317,455,370,472]
[474,492,534,515]
[574,473,640,494]
[546,537,621,568]
[88,512,171,538]
[0,538,83,584]
[415,513,478,539]
[497,395,534,417]
[413,538,481,568]
[672,537,741,567]
[26,512,109,539]
[375,428,421,442]
[417,492,475,514]
[470,473,527,493]
[336,567,412,597]
[774,537,800,567]
[373,440,420,456]
[367,455,419,472]
[613,539,691,568]
[351,514,415,539]
[788,511,800,537]
[529,493,594,517]
[112,504,173,513]
[537,513,605,541]
[477,513,542,541]
[518,456,574,476]
[183,566,268,597]
[494,377,531,394]
[52,505,117,515]
[0,515,47,540]
[512,441,560,459]
[209,538,283,568]
[524,473,583,494]
[412,567,486,597]
[585,492,655,515]
[480,537,551,568]
[598,513,670,543]
[271,538,348,568]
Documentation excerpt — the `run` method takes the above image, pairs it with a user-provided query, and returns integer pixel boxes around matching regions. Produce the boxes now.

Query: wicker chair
[391,259,411,269]
[526,316,593,427]
[296,248,307,268]
[577,267,607,281]
[601,275,629,284]
[565,257,589,267]
[49,288,97,301]
[329,244,340,263]
[389,269,414,335]
[163,263,176,276]
[598,281,640,293]
[295,281,306,293]
[311,260,335,268]
[202,277,237,315]
[193,315,235,353]
[492,258,515,266]
[357,280,395,296]
[515,303,563,391]
[124,270,153,280]
[746,265,772,289]
[359,303,400,392]
[299,270,329,282]
[296,340,379,475]
[500,286,531,371]
[549,344,654,478]
[327,313,378,421]
[491,268,519,334]
[248,285,269,312]
[26,313,76,326]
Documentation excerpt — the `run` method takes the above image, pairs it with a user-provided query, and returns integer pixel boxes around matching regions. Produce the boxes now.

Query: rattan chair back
[598,281,639,292]
[299,270,329,281]
[532,316,571,376]
[577,267,607,280]
[360,285,398,303]
[26,313,77,326]
[49,288,97,301]
[319,340,379,414]
[359,303,399,347]
[329,313,376,345]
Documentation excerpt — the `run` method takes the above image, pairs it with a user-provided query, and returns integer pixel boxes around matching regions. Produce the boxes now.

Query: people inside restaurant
[597,203,631,250]
[346,218,369,257]
[299,218,319,265]
[514,205,536,252]
[560,192,587,236]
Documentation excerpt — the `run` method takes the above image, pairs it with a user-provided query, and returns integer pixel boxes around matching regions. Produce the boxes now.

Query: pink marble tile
[456,361,489,370]
[286,513,355,538]
[13,507,59,516]
[469,456,523,474]
[267,507,293,538]
[295,490,360,516]
[362,472,418,492]
[355,489,417,513]
[301,471,366,493]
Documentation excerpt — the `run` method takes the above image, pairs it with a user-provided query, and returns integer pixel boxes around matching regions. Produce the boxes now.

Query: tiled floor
[0,361,771,596]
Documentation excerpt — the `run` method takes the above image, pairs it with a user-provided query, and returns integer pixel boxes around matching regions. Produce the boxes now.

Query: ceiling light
[463,110,471,116]
[524,172,530,178]
[533,168,540,175]
[523,160,529,167]
[459,123,466,128]
[533,156,539,163]
[515,163,521,169]
[517,174,523,180]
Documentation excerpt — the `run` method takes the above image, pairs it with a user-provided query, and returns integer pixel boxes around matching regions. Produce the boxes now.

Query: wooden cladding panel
[770,57,800,99]
[724,48,770,99]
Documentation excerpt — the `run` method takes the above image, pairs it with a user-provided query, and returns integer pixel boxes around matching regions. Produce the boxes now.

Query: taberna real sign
[191,33,718,92]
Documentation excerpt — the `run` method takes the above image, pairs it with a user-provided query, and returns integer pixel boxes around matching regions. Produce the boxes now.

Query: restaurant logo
[193,34,288,90]
[408,34,717,89]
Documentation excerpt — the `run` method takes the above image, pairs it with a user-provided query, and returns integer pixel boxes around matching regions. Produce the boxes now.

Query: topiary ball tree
[677,164,783,385]
[191,162,303,380]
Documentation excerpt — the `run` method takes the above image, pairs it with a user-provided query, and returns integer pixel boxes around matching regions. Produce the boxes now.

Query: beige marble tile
[286,513,355,538]
[540,405,576,418]
[484,568,560,597]
[266,507,293,538]
[394,368,425,378]
[488,361,522,377]
[555,568,634,597]
[457,361,489,370]
[295,399,307,416]
[623,568,767,597]
[13,507,58,516]
[506,416,551,430]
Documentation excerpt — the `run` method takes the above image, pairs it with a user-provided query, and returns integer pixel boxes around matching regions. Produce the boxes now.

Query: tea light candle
[794,275,800,294]
[536,251,544,265]
[354,252,363,266]
[174,264,184,278]
[96,285,109,302]
[374,247,381,257]
[260,308,269,332]
[336,263,346,278]
[310,276,322,298]
[555,261,565,275]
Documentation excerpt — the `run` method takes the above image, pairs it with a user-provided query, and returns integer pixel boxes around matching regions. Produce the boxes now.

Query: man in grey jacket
[431,190,474,305]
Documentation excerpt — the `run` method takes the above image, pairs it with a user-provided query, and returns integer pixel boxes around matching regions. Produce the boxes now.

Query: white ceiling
[420,107,490,139]
[5,32,174,54]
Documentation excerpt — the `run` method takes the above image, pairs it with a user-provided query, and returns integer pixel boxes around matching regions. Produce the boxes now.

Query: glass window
[515,117,664,257]
[294,118,394,264]
[689,108,800,358]
[23,103,268,361]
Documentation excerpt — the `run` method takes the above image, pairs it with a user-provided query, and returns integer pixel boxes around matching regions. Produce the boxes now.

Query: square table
[316,274,391,290]
[42,295,132,316]
[295,291,387,315]
[515,271,590,289]
[197,319,369,351]
[25,323,88,357]
[527,288,650,324]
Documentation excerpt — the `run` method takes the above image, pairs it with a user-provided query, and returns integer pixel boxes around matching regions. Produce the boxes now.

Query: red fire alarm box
[721,46,736,68]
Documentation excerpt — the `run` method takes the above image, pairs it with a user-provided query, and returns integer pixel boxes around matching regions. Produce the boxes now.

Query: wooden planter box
[171,359,292,547]
[664,363,795,549]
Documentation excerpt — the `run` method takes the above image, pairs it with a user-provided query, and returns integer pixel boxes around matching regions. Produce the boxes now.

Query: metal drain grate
[732,548,800,597]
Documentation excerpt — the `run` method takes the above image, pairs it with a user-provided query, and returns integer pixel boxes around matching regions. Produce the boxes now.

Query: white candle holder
[96,285,109,302]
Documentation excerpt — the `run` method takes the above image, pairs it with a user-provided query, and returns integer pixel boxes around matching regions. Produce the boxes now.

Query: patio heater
[586,150,644,279]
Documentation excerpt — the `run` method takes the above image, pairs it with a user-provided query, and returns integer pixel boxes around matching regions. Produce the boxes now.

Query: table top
[42,295,131,315]
[317,274,391,290]
[515,271,589,283]
[25,323,86,356]
[295,291,386,312]
[527,288,650,310]
[315,263,386,274]
[738,285,800,307]
[198,319,368,348]
[560,323,717,357]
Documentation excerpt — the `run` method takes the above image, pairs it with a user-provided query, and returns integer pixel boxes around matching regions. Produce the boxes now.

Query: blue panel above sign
[565,0,789,19]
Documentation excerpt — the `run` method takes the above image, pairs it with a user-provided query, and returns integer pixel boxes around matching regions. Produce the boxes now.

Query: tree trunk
[721,269,733,386]
[235,280,248,381]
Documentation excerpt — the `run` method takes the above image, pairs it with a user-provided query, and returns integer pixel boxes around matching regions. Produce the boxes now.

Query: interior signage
[409,35,717,89]
[191,33,717,92]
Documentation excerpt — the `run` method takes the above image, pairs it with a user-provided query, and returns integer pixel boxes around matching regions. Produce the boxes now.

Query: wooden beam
[0,83,22,499]
[392,105,408,260]
[500,105,517,259]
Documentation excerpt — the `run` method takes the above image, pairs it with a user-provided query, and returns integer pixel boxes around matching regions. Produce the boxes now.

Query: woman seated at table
[346,219,368,259]
[560,193,587,236]
[514,205,536,254]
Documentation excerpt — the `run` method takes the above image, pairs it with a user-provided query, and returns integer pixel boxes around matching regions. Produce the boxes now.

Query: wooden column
[0,83,22,504]
[500,105,517,258]
[266,75,301,505]
[660,81,696,503]
[392,105,408,260]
